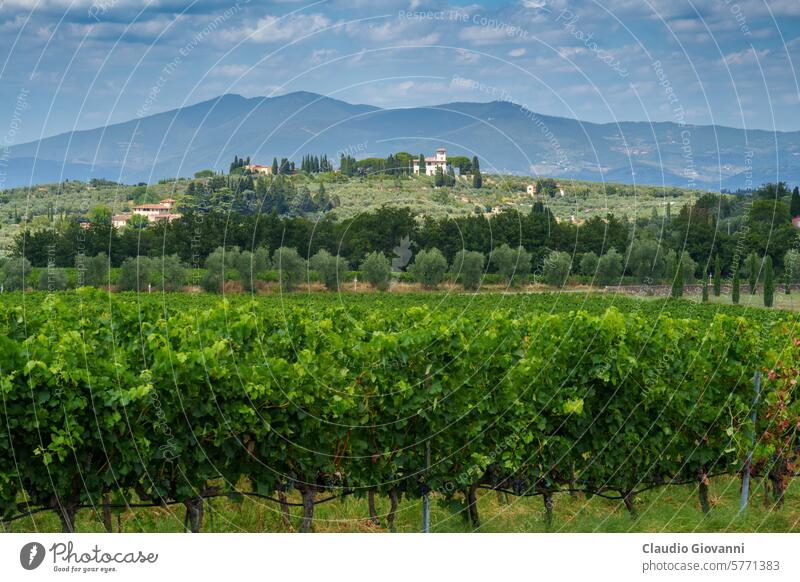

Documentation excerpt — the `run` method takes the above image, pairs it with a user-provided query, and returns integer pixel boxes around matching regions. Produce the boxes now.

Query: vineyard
[0,290,798,533]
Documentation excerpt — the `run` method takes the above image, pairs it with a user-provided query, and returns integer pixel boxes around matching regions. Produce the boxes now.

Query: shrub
[541,250,571,287]
[274,247,305,291]
[361,252,391,291]
[451,250,485,291]
[408,248,448,289]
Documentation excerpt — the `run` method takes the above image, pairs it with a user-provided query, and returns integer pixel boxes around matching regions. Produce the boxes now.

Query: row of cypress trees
[696,253,776,307]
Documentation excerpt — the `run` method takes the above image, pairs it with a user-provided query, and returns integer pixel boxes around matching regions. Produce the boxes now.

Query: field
[1,290,798,533]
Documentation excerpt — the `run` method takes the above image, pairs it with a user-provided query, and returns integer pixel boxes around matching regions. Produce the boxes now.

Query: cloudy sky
[1,0,798,143]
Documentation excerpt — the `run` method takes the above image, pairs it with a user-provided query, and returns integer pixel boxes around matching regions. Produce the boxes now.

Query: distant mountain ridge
[4,91,797,190]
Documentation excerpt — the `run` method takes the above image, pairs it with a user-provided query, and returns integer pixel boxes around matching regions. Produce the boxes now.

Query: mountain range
[4,91,798,190]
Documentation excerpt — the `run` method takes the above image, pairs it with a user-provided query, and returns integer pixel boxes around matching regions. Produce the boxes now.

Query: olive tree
[785,249,800,283]
[274,247,306,291]
[360,251,391,291]
[451,250,485,291]
[409,248,448,289]
[118,256,154,292]
[596,248,623,286]
[154,254,186,292]
[491,244,532,286]
[76,252,109,287]
[202,247,234,293]
[2,257,32,291]
[579,252,598,277]
[38,266,69,291]
[541,250,572,287]
[310,249,348,291]
[626,239,665,283]
[679,251,697,283]
[233,247,270,292]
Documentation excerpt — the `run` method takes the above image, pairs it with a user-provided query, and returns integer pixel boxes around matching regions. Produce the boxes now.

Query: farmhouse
[244,164,273,175]
[111,214,132,228]
[111,198,181,228]
[527,181,566,197]
[413,147,450,176]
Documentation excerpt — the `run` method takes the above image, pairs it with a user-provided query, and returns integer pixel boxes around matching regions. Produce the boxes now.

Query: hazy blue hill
[5,91,799,189]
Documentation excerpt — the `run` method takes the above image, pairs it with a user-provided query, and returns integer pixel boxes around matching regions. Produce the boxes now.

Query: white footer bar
[1,534,796,581]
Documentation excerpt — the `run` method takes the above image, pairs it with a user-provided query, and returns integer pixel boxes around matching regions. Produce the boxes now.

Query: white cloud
[508,47,526,57]
[225,13,331,44]
[722,47,770,66]
[210,64,250,77]
[309,48,338,64]
[460,26,519,45]
[455,49,481,63]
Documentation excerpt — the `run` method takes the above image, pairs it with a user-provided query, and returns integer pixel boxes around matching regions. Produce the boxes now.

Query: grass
[634,287,800,312]
[701,290,800,312]
[4,476,798,533]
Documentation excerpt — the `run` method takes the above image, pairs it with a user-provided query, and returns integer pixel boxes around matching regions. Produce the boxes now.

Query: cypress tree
[713,255,721,296]
[418,154,425,176]
[791,186,800,218]
[434,166,444,188]
[472,156,482,188]
[747,251,758,294]
[764,255,774,307]
[732,267,740,304]
[272,158,279,175]
[701,270,709,303]
[671,258,684,298]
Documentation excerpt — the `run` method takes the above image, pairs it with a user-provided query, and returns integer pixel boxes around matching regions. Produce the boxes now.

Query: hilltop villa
[413,147,450,176]
[244,164,273,175]
[111,198,182,229]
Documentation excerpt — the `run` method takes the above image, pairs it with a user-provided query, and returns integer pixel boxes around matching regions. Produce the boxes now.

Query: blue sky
[1,0,799,144]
